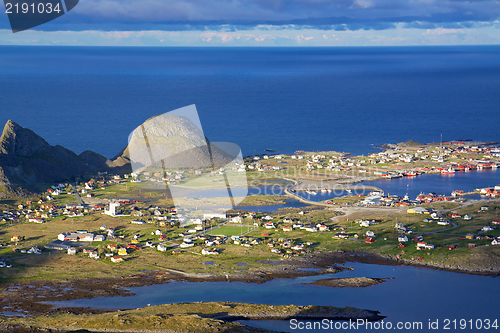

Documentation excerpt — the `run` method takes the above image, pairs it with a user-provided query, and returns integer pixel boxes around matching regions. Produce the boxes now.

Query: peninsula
[0,120,499,331]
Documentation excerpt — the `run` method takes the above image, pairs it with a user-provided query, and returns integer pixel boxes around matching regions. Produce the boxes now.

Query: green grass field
[206,225,255,236]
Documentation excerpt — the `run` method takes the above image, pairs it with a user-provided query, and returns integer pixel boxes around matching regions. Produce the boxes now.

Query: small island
[307,277,394,288]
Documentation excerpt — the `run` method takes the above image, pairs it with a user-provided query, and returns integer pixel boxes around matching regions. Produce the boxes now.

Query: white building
[104,202,120,216]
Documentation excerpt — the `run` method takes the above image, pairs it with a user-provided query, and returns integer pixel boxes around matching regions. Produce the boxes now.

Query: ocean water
[0,46,499,159]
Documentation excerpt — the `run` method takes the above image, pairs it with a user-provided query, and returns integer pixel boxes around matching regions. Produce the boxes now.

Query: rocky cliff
[0,120,110,197]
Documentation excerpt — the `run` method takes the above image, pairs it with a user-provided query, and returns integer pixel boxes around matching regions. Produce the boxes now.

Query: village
[0,141,499,279]
[243,141,500,182]
[0,175,498,277]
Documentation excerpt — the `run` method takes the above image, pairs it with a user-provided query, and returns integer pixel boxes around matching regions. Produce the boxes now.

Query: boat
[441,167,456,175]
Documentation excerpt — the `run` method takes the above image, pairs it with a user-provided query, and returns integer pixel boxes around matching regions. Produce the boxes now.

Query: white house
[360,220,373,227]
[157,244,167,252]
[398,235,408,242]
[93,235,105,242]
[264,222,275,229]
[89,252,100,259]
[317,224,329,231]
[482,226,494,232]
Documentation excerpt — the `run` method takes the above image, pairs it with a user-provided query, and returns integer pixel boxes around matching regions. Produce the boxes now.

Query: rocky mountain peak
[0,119,50,156]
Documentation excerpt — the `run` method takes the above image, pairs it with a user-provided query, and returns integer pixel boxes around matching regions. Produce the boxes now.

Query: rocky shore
[5,302,383,333]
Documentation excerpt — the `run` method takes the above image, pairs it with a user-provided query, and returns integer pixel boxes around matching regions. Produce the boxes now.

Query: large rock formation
[0,120,110,197]
[0,117,243,198]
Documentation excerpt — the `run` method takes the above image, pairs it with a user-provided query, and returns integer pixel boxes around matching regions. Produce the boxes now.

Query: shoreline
[2,249,498,318]
[5,302,383,333]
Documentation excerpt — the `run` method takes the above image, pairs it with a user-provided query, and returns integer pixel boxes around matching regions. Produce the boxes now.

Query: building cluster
[58,230,105,242]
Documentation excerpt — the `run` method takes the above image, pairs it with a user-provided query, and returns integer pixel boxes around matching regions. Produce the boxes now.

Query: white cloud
[0,25,498,46]
[423,28,464,35]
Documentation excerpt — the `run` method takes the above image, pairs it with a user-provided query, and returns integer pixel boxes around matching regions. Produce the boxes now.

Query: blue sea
[0,46,499,158]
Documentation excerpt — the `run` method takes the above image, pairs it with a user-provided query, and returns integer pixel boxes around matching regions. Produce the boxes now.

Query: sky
[0,0,499,46]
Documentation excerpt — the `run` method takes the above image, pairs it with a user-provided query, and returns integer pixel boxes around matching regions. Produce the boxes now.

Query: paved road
[73,183,84,206]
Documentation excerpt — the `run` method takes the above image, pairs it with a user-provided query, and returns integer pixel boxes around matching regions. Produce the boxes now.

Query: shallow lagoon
[49,262,499,332]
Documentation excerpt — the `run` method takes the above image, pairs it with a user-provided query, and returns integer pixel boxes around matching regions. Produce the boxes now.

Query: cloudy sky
[0,0,499,46]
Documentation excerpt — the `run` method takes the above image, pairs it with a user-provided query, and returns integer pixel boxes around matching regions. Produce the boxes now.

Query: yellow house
[118,248,128,256]
[111,256,123,263]
[407,207,427,214]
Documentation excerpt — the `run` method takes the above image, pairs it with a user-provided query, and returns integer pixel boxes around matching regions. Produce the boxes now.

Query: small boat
[441,167,455,175]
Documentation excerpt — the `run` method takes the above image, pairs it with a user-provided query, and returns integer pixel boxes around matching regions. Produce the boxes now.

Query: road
[73,183,84,206]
